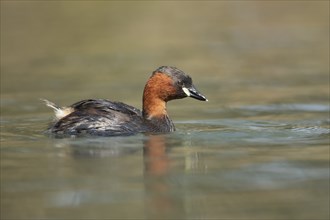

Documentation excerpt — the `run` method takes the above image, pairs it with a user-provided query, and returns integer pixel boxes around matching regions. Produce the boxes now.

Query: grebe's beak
[182,85,208,101]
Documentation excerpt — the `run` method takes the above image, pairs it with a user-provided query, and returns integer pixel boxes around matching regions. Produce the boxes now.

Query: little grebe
[43,66,207,136]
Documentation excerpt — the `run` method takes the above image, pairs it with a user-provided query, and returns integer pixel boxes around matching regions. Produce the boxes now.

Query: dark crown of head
[152,66,191,82]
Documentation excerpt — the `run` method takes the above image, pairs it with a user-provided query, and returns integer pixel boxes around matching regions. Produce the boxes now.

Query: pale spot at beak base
[182,87,191,97]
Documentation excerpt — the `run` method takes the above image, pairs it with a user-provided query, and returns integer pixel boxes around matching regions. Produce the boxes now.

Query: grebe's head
[145,66,208,102]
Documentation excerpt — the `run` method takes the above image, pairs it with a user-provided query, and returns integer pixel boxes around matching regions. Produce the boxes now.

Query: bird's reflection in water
[143,134,184,219]
[53,136,142,158]
[52,134,185,218]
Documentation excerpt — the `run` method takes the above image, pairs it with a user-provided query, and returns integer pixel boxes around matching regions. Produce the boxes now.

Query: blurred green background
[1,1,328,115]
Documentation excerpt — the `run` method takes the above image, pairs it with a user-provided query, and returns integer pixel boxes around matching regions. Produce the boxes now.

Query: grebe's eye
[177,80,183,86]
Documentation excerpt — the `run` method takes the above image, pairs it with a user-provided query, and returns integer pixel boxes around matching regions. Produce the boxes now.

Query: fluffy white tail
[41,98,73,119]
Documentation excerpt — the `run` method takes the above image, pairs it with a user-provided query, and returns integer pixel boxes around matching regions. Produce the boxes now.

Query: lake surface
[1,2,329,219]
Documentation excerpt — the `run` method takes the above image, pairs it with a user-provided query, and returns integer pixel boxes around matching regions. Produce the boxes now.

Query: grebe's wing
[70,99,142,116]
[47,99,146,136]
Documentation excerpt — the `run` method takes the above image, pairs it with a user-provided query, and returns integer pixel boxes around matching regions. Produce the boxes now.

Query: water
[1,104,329,219]
[1,2,329,220]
